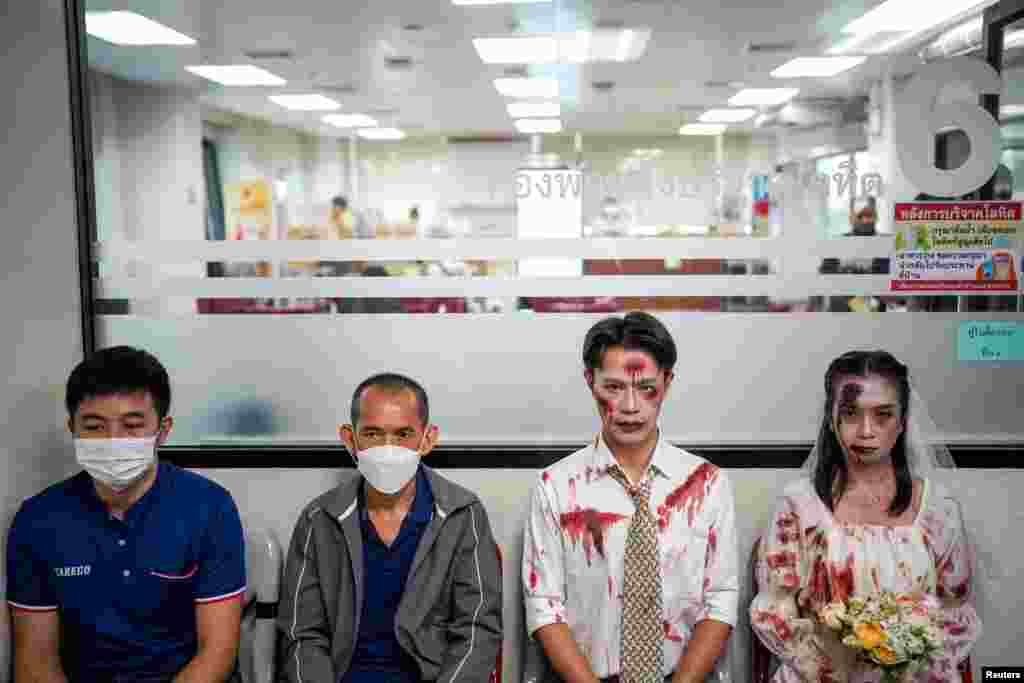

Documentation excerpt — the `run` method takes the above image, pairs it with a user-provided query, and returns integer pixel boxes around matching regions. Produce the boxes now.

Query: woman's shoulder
[776,477,826,517]
[919,477,962,516]
[781,476,818,500]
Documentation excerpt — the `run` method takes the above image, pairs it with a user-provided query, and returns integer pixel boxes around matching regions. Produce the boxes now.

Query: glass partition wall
[78,0,1023,447]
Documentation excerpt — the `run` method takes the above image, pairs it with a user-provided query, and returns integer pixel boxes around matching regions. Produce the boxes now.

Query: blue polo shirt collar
[73,461,165,527]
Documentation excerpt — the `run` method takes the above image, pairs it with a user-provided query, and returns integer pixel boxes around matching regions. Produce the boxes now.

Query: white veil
[801,385,955,481]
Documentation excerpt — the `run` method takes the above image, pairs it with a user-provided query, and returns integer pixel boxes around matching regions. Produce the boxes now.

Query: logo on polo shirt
[54,565,92,577]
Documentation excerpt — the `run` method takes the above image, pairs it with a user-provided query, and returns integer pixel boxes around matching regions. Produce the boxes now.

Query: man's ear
[67,416,75,436]
[339,424,356,455]
[663,370,675,392]
[416,424,439,457]
[156,416,174,445]
[583,369,594,388]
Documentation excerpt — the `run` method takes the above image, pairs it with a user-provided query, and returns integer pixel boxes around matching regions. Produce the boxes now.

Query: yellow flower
[874,645,900,665]
[854,622,886,650]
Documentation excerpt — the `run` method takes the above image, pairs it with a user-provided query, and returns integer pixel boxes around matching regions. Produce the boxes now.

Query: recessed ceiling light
[507,101,561,118]
[826,30,909,54]
[473,29,650,64]
[679,123,727,136]
[835,0,990,55]
[358,128,406,140]
[186,65,287,86]
[494,78,559,98]
[515,118,563,133]
[728,88,800,106]
[453,0,550,4]
[473,37,559,64]
[843,0,988,35]
[770,56,866,78]
[85,11,196,46]
[268,94,341,111]
[1001,105,1024,119]
[323,113,379,128]
[699,108,757,123]
[560,28,651,63]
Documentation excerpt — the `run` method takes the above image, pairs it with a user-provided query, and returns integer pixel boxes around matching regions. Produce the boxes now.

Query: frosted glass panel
[100,314,1024,446]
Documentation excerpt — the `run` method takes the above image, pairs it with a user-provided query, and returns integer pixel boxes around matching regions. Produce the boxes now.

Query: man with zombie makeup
[278,372,502,683]
[523,312,739,683]
[6,346,246,683]
[750,351,982,683]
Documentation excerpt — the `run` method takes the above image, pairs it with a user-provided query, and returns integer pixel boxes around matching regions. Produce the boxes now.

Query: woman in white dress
[750,350,981,683]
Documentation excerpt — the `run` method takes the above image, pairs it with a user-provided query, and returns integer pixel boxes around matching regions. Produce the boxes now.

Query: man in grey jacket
[278,372,502,683]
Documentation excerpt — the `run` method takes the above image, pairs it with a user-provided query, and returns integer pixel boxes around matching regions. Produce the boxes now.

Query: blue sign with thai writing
[958,321,1024,362]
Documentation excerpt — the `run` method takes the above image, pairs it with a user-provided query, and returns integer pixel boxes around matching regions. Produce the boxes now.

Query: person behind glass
[277,373,502,683]
[750,351,981,683]
[523,312,739,683]
[818,196,889,313]
[6,346,246,683]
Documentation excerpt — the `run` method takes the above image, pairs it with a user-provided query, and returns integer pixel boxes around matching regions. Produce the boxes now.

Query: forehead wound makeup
[836,381,864,415]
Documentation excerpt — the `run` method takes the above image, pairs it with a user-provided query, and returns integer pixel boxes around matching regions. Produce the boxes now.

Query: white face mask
[74,437,157,492]
[355,442,422,495]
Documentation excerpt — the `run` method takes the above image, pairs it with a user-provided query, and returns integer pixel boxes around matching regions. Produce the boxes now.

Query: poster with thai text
[890,202,1020,292]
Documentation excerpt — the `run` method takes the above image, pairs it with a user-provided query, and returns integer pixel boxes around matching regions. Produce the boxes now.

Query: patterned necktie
[608,465,664,683]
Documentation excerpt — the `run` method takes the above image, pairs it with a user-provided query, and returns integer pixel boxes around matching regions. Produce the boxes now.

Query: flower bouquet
[818,592,944,683]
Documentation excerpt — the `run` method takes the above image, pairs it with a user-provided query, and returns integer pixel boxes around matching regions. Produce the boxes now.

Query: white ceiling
[84,0,1014,139]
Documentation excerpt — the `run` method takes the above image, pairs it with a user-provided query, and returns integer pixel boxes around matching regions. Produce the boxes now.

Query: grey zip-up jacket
[277,468,503,683]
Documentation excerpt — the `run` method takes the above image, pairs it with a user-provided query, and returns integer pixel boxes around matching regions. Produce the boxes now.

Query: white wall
[201,466,1023,683]
[0,1,85,680]
[90,70,205,244]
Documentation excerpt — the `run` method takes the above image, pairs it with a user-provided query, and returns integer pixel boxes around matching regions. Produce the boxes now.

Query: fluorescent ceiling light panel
[1006,28,1024,49]
[515,118,563,133]
[268,94,340,111]
[494,77,559,98]
[770,56,866,78]
[728,88,799,106]
[507,101,561,118]
[186,65,287,86]
[826,30,909,54]
[842,0,988,35]
[698,108,756,123]
[85,11,195,46]
[323,113,379,127]
[561,28,651,62]
[357,128,406,140]
[473,37,558,63]
[453,0,550,4]
[679,124,727,135]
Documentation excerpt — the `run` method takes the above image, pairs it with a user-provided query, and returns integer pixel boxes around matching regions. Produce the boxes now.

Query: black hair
[582,311,677,374]
[66,346,171,420]
[331,195,348,210]
[814,350,912,516]
[361,265,389,277]
[351,372,429,428]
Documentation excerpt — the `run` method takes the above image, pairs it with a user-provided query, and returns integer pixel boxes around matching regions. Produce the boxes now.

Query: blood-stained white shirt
[523,433,739,678]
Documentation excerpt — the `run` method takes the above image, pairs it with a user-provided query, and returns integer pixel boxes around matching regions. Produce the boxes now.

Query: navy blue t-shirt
[6,462,246,682]
[342,466,433,683]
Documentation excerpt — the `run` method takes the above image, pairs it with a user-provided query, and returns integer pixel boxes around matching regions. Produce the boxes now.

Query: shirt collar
[76,461,166,526]
[359,464,433,525]
[591,427,677,482]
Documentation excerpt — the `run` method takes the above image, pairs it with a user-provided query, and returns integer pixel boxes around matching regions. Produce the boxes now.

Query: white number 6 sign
[897,55,1003,198]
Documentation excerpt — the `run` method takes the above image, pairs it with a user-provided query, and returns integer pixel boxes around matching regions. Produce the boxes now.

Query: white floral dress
[750,477,981,683]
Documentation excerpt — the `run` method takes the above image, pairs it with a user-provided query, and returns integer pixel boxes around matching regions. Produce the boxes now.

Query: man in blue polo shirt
[278,372,502,683]
[6,346,246,682]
